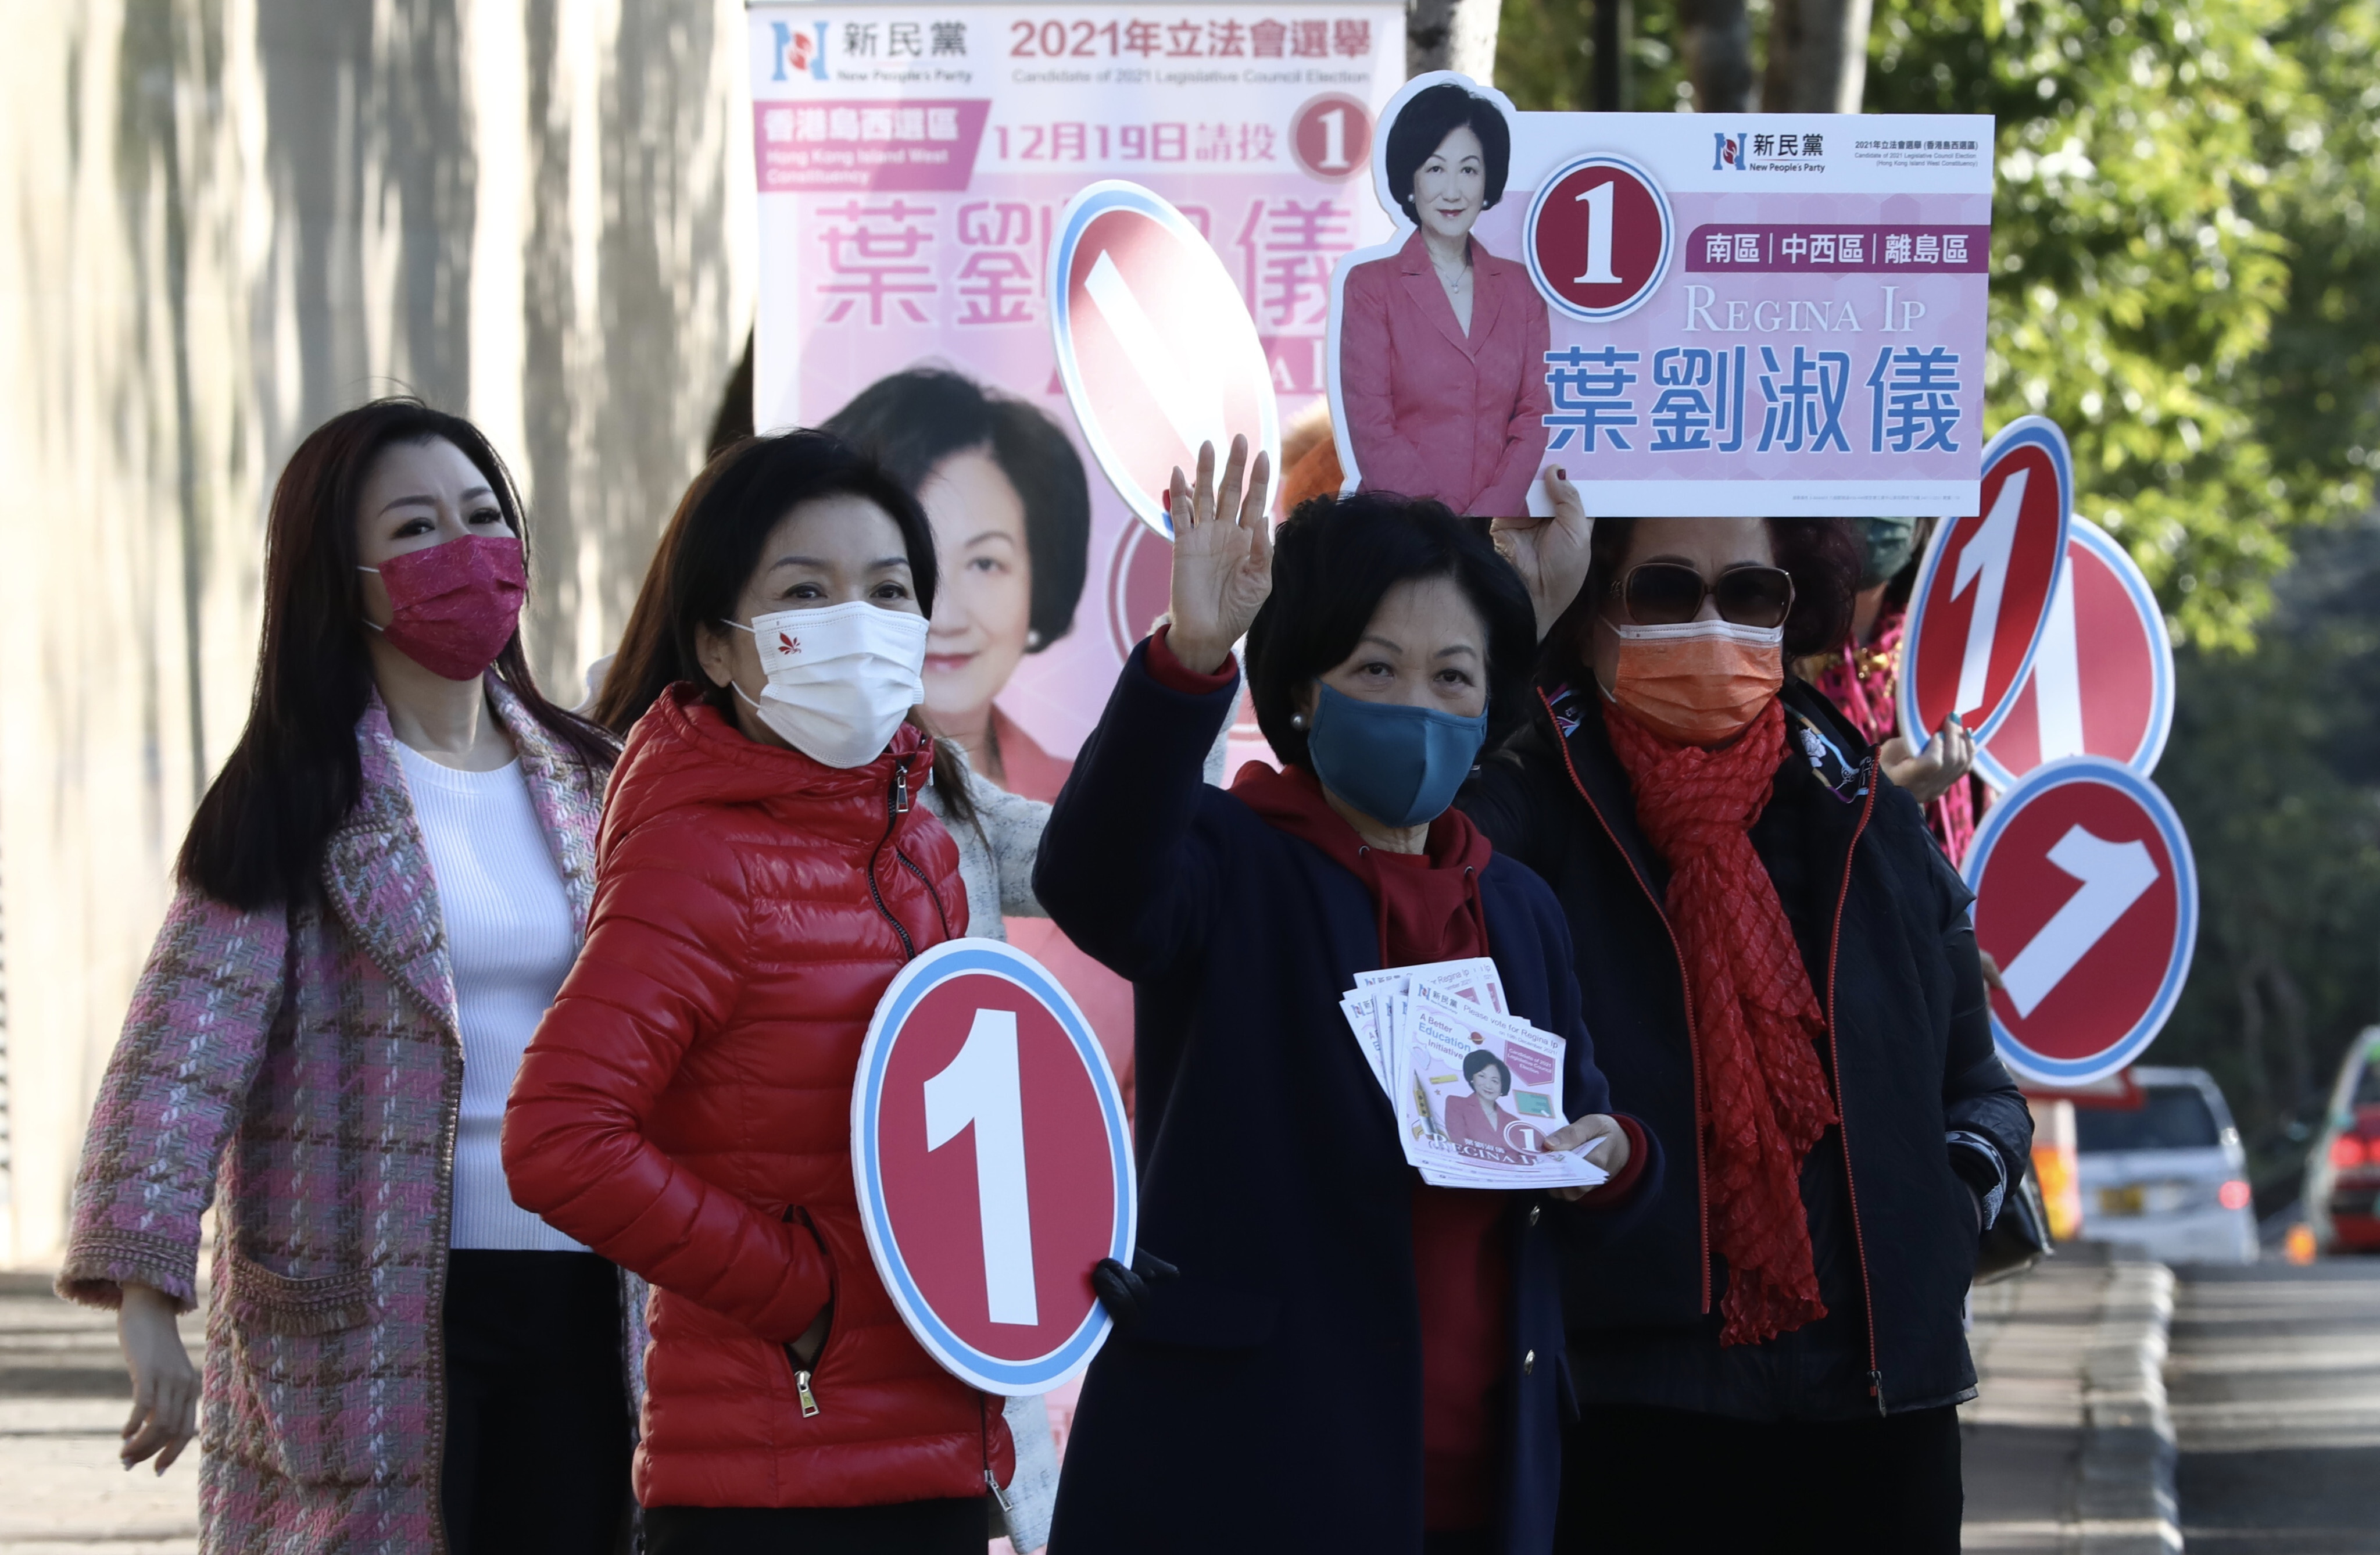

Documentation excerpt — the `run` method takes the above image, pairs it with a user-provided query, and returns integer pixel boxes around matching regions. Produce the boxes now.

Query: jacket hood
[604,681,930,842]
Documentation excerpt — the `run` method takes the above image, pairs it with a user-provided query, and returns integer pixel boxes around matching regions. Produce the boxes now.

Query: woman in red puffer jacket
[503,431,1012,1554]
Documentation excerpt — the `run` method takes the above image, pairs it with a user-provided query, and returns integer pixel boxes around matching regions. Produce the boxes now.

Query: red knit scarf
[1604,696,1837,1346]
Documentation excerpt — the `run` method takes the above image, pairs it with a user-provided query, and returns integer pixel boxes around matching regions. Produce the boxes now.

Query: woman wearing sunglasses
[1461,513,2032,1553]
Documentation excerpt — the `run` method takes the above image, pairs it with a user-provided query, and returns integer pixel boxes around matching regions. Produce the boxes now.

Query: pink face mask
[360,535,527,681]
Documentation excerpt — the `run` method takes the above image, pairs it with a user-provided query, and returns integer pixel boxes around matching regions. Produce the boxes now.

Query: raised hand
[1490,467,1594,644]
[1165,436,1274,675]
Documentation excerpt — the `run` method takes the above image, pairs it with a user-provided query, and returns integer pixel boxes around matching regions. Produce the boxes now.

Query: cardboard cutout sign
[1051,181,1282,538]
[1963,757,2199,1086]
[1898,416,2073,748]
[1325,72,1995,517]
[853,939,1135,1395]
[1975,516,2175,785]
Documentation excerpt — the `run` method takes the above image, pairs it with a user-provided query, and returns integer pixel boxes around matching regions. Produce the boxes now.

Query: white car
[2073,1066,2257,1265]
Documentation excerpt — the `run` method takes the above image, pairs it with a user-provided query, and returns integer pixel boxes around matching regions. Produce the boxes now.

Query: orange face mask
[1600,618,1785,746]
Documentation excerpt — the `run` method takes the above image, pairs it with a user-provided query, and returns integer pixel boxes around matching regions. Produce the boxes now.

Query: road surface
[2169,1260,2380,1552]
[0,1270,201,1552]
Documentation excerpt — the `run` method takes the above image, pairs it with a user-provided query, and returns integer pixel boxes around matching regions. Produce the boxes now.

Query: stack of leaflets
[1339,957,1610,1191]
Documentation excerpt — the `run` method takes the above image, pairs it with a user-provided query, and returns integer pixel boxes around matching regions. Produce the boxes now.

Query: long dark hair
[596,430,975,827]
[177,399,618,911]
[1246,491,1538,771]
[821,366,1091,649]
[1537,516,1863,693]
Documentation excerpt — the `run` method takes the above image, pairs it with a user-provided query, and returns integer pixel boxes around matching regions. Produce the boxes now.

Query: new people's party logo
[772,20,830,81]
[1712,130,1829,171]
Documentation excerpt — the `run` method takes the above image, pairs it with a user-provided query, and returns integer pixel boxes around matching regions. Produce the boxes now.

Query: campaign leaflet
[1340,959,1608,1191]
[1326,70,1995,519]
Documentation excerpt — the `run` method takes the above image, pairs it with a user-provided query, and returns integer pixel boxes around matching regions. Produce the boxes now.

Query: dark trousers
[643,1497,991,1555]
[441,1249,632,1555]
[1559,1403,1963,1554]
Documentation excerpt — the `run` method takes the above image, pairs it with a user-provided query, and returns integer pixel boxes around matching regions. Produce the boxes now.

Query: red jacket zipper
[1541,689,1713,1313]
[1824,760,1887,1414]
[781,1206,828,1417]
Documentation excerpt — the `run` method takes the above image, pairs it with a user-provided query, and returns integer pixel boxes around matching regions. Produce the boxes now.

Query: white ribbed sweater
[396,745,588,1252]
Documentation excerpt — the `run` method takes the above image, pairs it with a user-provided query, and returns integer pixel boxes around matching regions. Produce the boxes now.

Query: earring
[1026,629,1043,649]
[1290,713,1308,730]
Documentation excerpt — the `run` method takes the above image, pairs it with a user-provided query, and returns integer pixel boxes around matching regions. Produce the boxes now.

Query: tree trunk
[1591,0,1634,110]
[1406,0,1500,79]
[1761,0,1874,113]
[1681,0,1754,113]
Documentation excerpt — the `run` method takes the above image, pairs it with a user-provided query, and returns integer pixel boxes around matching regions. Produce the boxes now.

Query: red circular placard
[1054,190,1278,538]
[1527,158,1670,320]
[1291,93,1372,183]
[1972,781,2180,1063]
[1977,519,2173,784]
[1906,440,2068,739]
[874,971,1119,1362]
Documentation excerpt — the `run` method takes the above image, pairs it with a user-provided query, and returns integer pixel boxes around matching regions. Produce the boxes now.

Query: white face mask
[725,600,930,768]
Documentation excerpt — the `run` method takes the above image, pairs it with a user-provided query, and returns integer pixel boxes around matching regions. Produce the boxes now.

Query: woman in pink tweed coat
[57,401,627,1553]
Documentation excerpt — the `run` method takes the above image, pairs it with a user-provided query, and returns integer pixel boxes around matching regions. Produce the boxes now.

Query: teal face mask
[1860,517,1920,589]
[1303,683,1488,829]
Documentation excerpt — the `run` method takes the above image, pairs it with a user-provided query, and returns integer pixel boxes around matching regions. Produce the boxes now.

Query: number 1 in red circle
[1527,156,1673,321]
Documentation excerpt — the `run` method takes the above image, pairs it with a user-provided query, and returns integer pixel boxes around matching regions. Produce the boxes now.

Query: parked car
[2304,1026,2380,1256]
[2074,1066,2257,1265]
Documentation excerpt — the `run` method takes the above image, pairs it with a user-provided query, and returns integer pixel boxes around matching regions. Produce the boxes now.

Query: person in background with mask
[508,431,1017,1553]
[1459,513,2032,1554]
[1802,517,1984,863]
[57,399,631,1552]
[1035,440,1654,1555]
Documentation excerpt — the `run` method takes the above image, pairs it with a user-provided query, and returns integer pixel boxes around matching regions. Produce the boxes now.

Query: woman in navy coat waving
[1035,439,1655,1555]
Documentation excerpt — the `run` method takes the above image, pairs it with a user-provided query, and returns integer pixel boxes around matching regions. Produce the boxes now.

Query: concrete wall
[0,0,755,1263]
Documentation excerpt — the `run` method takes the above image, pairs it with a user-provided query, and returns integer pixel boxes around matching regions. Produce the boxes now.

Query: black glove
[1090,1249,1180,1332]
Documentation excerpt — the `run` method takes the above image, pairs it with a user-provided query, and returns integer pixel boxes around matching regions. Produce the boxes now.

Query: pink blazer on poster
[1444,1090,1519,1156]
[1339,229,1552,517]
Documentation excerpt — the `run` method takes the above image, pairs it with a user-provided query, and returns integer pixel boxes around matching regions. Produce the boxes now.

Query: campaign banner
[749,1,1404,1079]
[1326,72,1994,518]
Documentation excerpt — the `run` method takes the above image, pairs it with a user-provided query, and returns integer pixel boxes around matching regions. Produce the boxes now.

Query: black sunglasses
[1613,562,1796,630]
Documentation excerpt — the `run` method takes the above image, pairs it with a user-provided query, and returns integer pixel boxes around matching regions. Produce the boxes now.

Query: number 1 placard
[1963,756,2198,1086]
[853,938,1136,1396]
[1899,416,2074,749]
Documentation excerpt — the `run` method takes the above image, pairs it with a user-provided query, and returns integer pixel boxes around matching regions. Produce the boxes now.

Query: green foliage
[1495,0,1690,114]
[1866,0,2353,650]
[1864,0,2380,1150]
[2248,2,2380,561]
[2152,516,2380,1161]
